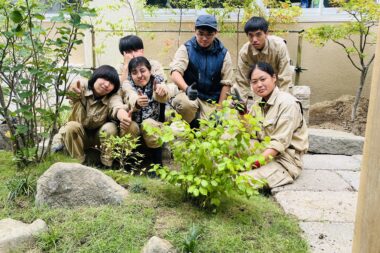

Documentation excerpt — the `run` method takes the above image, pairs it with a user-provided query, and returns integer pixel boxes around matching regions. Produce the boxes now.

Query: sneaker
[51,133,65,153]
[51,133,64,153]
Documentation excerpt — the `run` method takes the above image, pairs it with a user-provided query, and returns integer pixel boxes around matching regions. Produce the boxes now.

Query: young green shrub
[101,133,144,172]
[0,0,96,167]
[182,223,203,253]
[145,99,269,209]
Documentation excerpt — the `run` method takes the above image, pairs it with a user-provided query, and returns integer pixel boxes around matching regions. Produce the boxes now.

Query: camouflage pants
[120,118,162,149]
[171,92,216,123]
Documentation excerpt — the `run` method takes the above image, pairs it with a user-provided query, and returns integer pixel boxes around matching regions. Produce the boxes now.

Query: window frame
[140,1,354,23]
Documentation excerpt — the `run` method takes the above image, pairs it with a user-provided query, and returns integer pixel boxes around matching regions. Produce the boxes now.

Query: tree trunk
[351,68,368,121]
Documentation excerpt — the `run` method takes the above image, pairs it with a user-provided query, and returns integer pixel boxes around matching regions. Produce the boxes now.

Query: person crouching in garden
[56,65,124,167]
[243,62,308,189]
[120,56,170,166]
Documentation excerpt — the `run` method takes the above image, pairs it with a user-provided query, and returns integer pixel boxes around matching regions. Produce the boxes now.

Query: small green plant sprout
[6,173,35,201]
[182,223,203,253]
[100,133,144,172]
[145,98,269,210]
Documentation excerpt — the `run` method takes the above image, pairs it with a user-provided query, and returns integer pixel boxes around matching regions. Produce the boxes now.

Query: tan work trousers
[61,121,118,166]
[171,92,217,123]
[120,118,162,148]
[242,160,296,189]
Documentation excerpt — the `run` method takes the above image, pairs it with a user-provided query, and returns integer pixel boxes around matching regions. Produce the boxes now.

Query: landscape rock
[308,128,364,155]
[141,236,177,253]
[0,218,47,253]
[35,162,128,207]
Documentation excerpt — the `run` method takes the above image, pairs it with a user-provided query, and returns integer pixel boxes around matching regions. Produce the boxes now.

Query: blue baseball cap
[195,15,218,31]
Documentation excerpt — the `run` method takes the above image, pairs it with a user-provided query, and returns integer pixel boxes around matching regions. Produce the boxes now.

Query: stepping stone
[300,222,354,253]
[337,171,360,191]
[0,218,47,253]
[308,128,364,155]
[274,191,357,222]
[303,154,361,171]
[141,236,177,253]
[272,170,352,193]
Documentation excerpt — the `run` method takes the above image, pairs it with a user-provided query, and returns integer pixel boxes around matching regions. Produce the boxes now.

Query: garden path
[272,154,361,253]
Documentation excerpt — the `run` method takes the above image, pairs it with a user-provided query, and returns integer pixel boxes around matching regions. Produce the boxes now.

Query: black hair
[244,16,269,34]
[119,35,144,55]
[248,62,276,80]
[128,56,152,74]
[88,65,120,97]
[195,26,217,33]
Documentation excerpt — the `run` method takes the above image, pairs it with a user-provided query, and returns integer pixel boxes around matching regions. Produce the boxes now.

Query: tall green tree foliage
[305,0,380,121]
[0,0,95,167]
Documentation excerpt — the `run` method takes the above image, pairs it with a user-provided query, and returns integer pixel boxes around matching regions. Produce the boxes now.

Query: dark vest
[184,37,227,102]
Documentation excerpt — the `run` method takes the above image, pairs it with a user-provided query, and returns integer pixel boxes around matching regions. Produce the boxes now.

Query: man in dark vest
[170,15,234,125]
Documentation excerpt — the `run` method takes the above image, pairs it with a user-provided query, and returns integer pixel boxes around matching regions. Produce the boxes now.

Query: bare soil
[309,95,369,137]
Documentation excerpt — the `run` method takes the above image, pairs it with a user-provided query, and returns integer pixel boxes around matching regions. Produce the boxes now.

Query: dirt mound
[309,95,368,136]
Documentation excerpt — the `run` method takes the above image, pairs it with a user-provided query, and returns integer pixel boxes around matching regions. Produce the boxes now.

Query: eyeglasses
[196,30,215,39]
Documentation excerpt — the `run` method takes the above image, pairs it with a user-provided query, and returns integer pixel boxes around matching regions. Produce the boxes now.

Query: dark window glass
[146,0,226,8]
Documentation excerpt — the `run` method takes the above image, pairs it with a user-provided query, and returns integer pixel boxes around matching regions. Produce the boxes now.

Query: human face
[195,29,217,48]
[93,78,115,97]
[130,64,151,87]
[247,30,267,50]
[250,68,276,101]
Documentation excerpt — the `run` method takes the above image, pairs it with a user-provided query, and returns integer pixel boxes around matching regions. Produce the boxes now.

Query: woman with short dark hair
[55,65,125,166]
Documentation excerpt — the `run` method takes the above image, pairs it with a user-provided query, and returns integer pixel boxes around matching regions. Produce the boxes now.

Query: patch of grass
[0,151,309,252]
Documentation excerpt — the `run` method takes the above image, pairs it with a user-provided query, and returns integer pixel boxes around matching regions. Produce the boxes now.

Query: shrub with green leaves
[101,133,144,171]
[145,100,269,209]
[0,0,95,167]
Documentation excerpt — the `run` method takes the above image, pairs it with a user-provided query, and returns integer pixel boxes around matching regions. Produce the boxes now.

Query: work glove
[230,88,248,115]
[186,82,198,101]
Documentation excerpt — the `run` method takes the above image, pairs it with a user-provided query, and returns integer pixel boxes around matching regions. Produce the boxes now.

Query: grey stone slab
[337,171,360,191]
[308,128,364,155]
[274,191,357,222]
[352,155,362,162]
[300,222,354,253]
[303,154,361,171]
[0,218,47,253]
[272,170,352,193]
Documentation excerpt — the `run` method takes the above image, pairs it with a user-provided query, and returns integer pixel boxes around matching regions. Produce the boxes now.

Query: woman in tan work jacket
[242,62,309,189]
[56,65,124,167]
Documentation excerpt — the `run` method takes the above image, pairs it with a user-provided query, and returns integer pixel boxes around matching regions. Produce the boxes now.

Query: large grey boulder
[308,128,364,155]
[141,236,177,253]
[35,162,128,207]
[0,218,47,253]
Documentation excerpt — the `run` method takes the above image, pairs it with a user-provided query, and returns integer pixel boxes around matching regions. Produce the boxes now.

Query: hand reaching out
[66,80,83,100]
[123,52,134,66]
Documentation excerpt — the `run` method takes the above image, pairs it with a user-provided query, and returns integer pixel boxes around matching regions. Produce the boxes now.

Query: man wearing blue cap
[169,14,234,126]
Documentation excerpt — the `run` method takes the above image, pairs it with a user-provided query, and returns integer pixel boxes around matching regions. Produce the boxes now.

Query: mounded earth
[309,95,368,137]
